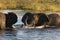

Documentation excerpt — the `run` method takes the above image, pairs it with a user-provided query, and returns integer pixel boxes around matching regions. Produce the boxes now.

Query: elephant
[21,12,34,27]
[32,13,49,28]
[22,12,49,28]
[0,12,6,29]
[34,13,49,26]
[47,13,60,27]
[5,12,18,29]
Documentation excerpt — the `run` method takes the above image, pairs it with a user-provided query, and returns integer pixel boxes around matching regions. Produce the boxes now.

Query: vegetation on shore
[0,0,60,12]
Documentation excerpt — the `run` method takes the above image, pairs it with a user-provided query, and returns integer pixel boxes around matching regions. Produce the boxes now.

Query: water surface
[0,28,60,40]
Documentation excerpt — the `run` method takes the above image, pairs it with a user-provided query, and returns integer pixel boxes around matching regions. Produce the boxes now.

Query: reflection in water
[0,28,60,40]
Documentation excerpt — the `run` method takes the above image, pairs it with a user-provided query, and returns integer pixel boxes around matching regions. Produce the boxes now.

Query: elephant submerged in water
[47,13,60,27]
[0,12,17,30]
[21,12,34,28]
[5,12,18,29]
[0,12,6,29]
[22,12,60,29]
[21,12,49,28]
